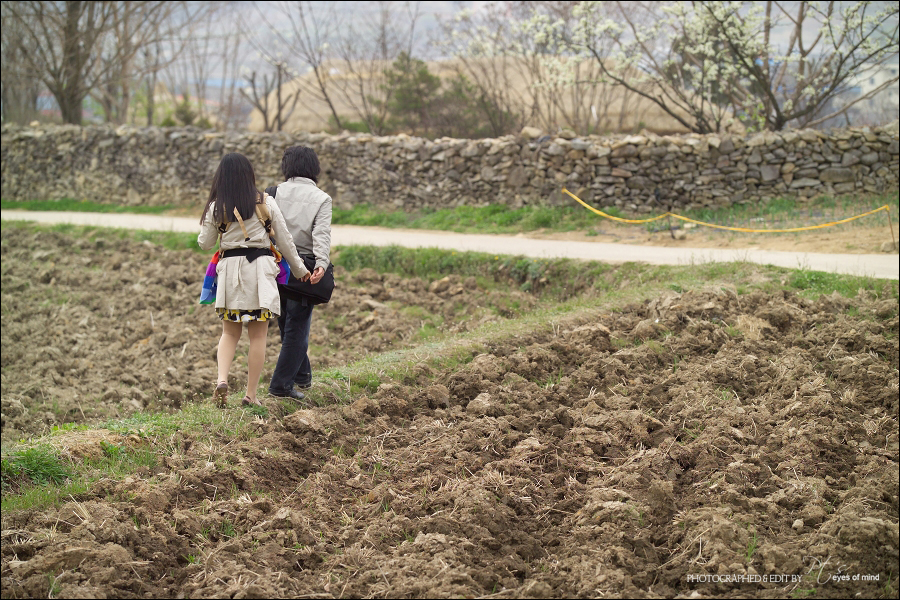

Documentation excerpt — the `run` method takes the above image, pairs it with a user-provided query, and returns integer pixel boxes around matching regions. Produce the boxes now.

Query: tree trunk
[146,75,156,126]
[276,65,284,131]
[59,1,86,124]
[146,42,160,126]
[313,66,343,130]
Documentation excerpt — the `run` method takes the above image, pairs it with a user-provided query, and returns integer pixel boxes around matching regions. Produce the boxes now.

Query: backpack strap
[218,192,271,239]
[255,194,281,261]
[255,201,272,234]
[232,207,251,241]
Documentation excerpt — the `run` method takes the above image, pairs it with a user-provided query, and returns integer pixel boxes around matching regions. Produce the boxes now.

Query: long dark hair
[200,153,261,225]
[281,145,320,182]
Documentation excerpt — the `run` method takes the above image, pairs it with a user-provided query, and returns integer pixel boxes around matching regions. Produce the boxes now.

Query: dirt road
[2,210,897,279]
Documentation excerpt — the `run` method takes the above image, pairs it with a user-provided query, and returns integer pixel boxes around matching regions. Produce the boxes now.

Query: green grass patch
[333,202,601,234]
[416,323,441,341]
[100,402,259,440]
[1,445,74,489]
[665,192,899,234]
[2,198,178,214]
[336,192,899,236]
[1,402,264,512]
[246,404,270,418]
[788,269,894,299]
[335,244,616,301]
[2,220,210,253]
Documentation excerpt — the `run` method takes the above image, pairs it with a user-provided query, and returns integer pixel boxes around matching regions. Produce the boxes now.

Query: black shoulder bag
[266,185,335,305]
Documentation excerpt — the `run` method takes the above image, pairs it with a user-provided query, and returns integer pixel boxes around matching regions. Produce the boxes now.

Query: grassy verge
[1,220,209,253]
[6,191,896,236]
[1,403,263,512]
[657,192,900,234]
[2,198,179,214]
[336,245,622,299]
[332,192,900,235]
[333,202,603,233]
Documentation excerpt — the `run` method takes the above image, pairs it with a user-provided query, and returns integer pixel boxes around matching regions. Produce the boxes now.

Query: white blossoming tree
[438,1,661,135]
[540,0,899,133]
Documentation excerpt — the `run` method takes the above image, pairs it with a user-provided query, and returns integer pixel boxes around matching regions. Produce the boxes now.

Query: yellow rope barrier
[562,188,891,234]
[562,188,670,224]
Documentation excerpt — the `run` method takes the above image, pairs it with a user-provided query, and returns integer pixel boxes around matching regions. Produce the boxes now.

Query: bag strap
[254,201,272,234]
[232,207,250,241]
[218,192,272,239]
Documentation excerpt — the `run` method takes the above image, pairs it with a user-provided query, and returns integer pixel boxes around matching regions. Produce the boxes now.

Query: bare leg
[246,320,269,402]
[217,320,242,385]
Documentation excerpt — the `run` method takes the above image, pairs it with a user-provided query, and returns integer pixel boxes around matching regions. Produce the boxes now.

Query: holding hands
[296,267,323,283]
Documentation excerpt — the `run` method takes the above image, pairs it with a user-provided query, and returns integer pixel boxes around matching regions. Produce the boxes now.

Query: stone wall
[2,123,897,213]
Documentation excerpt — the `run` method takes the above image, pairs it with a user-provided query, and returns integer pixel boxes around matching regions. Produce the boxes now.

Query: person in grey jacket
[268,146,332,400]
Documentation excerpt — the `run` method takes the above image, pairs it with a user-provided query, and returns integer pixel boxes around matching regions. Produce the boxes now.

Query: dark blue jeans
[269,296,314,394]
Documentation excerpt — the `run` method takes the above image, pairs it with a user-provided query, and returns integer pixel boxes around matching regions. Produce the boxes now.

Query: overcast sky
[236,1,470,64]
[188,1,897,90]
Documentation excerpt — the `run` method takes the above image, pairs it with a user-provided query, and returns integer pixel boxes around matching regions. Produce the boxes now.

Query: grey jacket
[274,177,332,272]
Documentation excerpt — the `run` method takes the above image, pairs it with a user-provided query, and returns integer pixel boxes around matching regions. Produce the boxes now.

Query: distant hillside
[247,56,704,137]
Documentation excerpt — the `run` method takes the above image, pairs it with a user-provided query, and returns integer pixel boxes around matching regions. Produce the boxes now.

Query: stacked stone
[2,123,897,212]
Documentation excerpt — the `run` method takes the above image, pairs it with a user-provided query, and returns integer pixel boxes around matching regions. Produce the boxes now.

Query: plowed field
[1,224,898,599]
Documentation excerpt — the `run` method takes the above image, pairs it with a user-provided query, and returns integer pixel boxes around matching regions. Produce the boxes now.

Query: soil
[0,227,537,440]
[2,226,899,599]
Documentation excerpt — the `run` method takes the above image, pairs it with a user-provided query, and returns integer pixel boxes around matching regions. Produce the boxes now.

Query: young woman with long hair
[198,153,310,406]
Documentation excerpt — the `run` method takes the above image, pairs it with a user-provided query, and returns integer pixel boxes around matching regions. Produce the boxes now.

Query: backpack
[218,192,272,241]
[200,195,287,305]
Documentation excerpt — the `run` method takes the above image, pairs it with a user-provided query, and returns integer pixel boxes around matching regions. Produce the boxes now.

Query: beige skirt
[213,254,281,315]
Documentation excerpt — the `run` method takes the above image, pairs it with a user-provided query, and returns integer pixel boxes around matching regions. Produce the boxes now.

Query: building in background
[816,59,899,129]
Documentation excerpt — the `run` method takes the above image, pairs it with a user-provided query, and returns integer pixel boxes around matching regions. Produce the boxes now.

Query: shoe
[295,381,312,390]
[269,388,305,401]
[213,382,228,407]
[241,396,263,407]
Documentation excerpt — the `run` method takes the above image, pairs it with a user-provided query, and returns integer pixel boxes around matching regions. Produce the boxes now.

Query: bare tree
[90,2,206,125]
[139,39,163,125]
[215,28,248,130]
[240,62,302,132]
[159,4,239,128]
[256,1,345,130]
[1,3,42,123]
[2,1,213,126]
[329,1,423,134]
[3,1,117,124]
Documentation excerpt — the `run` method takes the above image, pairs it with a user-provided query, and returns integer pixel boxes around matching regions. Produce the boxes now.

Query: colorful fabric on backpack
[273,243,290,284]
[199,251,220,304]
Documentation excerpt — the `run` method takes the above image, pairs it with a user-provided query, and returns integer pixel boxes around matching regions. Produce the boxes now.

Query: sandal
[213,382,229,407]
[242,396,263,407]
